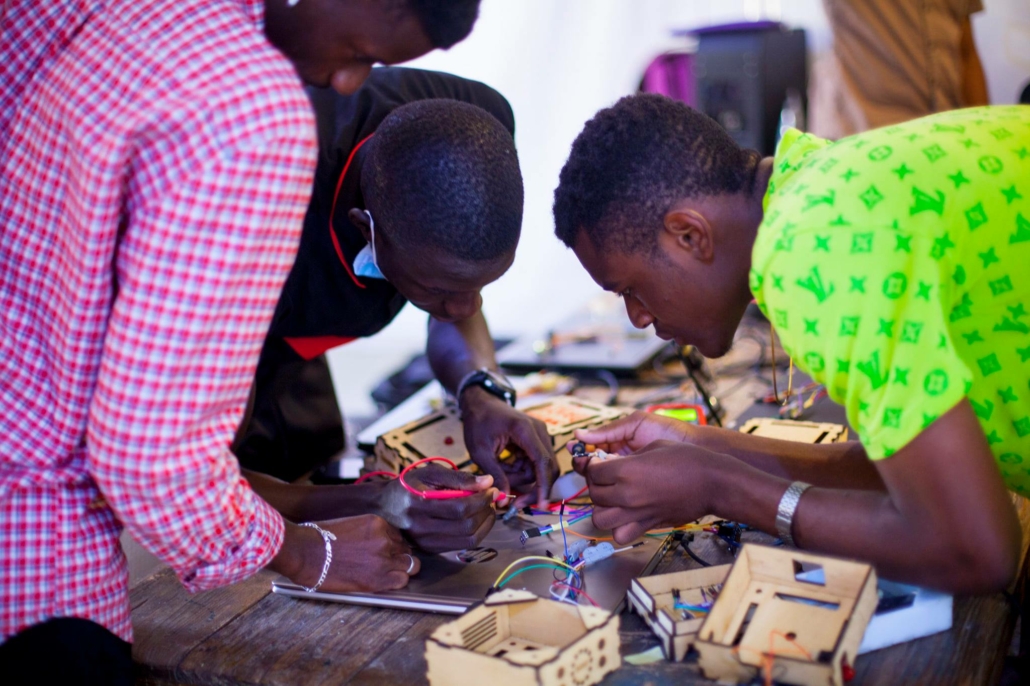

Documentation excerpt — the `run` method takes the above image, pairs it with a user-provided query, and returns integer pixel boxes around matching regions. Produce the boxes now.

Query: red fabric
[0,0,317,642]
[284,336,358,360]
[328,133,376,289]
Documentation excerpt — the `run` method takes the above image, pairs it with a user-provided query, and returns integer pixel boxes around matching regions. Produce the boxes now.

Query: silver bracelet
[775,481,812,547]
[299,522,337,593]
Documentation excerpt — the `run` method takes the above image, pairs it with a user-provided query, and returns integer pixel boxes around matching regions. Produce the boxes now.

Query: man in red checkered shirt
[0,0,480,678]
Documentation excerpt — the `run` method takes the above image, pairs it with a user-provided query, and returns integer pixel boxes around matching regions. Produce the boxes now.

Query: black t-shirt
[267,67,516,360]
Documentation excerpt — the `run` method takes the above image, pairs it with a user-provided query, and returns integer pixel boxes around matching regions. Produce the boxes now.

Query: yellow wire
[492,556,581,587]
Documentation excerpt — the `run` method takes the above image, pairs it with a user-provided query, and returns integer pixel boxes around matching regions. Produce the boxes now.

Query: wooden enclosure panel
[698,546,755,642]
[536,617,621,686]
[737,595,850,665]
[835,568,880,678]
[745,546,876,599]
[428,603,508,653]
[426,641,536,686]
[633,564,732,601]
[696,643,759,684]
[507,599,590,649]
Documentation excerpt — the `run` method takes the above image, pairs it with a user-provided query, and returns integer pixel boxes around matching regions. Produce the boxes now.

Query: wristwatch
[456,368,516,408]
[775,481,812,547]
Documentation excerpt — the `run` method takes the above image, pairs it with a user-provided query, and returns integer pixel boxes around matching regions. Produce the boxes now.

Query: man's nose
[624,295,654,329]
[331,64,373,95]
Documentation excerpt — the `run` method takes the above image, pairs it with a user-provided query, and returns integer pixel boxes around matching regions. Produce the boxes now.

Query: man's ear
[348,208,372,243]
[661,208,714,264]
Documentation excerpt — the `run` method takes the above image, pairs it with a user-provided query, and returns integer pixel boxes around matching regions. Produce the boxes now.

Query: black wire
[680,534,714,567]
[679,350,723,427]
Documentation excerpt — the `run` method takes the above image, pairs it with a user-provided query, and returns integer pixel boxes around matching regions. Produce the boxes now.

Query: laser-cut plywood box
[695,544,878,686]
[738,418,848,444]
[425,589,620,686]
[627,564,732,662]
[374,396,627,475]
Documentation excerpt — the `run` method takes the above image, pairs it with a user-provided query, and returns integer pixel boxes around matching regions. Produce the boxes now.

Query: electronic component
[646,402,707,425]
[374,396,626,476]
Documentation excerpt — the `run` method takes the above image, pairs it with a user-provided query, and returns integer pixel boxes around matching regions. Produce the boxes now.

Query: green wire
[499,564,575,588]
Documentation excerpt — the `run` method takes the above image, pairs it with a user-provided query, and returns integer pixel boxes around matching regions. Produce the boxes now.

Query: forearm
[692,426,885,490]
[427,311,497,394]
[243,469,384,522]
[706,452,1017,593]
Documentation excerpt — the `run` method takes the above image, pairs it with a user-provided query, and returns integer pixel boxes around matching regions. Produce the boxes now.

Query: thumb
[612,521,649,545]
[472,454,511,498]
[574,413,644,449]
[415,466,493,492]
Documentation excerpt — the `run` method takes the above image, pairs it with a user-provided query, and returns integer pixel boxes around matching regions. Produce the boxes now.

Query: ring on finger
[404,553,417,575]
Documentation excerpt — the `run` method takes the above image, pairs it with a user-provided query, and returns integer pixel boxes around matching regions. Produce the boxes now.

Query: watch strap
[775,481,812,547]
[456,368,516,407]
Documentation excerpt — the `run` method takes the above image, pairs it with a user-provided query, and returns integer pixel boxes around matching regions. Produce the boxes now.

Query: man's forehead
[571,230,622,291]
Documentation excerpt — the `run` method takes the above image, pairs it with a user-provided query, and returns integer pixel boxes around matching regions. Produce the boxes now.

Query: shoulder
[321,67,515,141]
[108,0,314,148]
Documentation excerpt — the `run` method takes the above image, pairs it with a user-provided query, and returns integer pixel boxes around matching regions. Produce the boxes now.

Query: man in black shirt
[236,68,555,553]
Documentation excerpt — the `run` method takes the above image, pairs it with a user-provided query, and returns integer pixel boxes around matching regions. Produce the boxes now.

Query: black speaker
[694,25,807,155]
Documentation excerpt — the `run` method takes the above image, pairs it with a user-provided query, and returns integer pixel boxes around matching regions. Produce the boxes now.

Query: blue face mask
[352,210,386,280]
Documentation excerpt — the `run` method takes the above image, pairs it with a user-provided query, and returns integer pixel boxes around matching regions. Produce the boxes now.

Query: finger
[501,457,536,485]
[590,505,637,532]
[388,551,421,576]
[574,413,645,451]
[612,521,649,545]
[408,491,491,523]
[418,505,497,552]
[415,465,494,493]
[572,454,592,476]
[583,456,622,487]
[510,422,556,508]
[470,451,512,497]
[379,570,412,590]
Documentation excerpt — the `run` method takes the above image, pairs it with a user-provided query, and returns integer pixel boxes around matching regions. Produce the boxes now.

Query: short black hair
[363,99,523,262]
[407,0,480,49]
[553,93,760,253]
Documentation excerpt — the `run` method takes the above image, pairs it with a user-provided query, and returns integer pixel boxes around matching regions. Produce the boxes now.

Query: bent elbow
[948,531,1021,594]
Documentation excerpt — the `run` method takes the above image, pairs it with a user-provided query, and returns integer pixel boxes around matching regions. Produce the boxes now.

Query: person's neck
[739,156,774,253]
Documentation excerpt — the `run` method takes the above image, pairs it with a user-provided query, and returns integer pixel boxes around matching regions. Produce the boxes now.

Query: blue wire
[559,502,570,563]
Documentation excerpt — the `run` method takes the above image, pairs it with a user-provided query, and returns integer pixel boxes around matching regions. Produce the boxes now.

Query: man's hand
[272,514,420,593]
[460,385,558,508]
[573,410,697,455]
[375,464,497,552]
[574,440,717,544]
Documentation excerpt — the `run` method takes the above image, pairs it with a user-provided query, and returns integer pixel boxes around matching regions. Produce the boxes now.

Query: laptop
[272,513,672,614]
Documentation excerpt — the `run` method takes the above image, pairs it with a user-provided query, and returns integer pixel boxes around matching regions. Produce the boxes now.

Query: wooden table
[132,493,1030,686]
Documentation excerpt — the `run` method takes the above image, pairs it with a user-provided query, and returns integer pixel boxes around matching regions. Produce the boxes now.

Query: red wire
[552,581,600,607]
[355,470,397,484]
[399,457,492,500]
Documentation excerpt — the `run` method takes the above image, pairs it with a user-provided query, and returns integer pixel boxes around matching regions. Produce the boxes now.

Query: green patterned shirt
[750,106,1030,494]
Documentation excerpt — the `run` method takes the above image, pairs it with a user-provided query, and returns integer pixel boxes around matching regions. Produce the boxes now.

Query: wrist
[269,521,310,581]
[458,384,500,414]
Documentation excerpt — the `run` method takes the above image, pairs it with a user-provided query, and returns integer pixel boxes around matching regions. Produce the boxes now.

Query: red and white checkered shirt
[0,0,316,641]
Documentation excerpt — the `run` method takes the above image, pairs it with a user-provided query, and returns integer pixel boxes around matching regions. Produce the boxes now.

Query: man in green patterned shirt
[553,94,1030,591]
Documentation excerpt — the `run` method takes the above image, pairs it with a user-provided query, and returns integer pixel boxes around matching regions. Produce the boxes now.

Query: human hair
[362,99,523,262]
[407,0,480,49]
[552,93,760,253]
